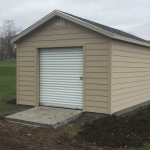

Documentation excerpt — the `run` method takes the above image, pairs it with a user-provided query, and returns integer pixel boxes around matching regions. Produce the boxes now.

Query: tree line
[0,20,149,60]
[0,20,21,60]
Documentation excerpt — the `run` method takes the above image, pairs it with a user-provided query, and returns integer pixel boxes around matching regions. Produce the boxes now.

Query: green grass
[0,60,18,117]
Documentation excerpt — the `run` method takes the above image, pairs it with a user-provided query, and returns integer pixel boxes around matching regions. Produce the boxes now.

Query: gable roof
[60,11,148,43]
[11,10,150,47]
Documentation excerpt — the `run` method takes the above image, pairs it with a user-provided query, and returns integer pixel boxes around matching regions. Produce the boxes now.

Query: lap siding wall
[112,40,150,113]
[17,19,110,114]
[17,46,36,106]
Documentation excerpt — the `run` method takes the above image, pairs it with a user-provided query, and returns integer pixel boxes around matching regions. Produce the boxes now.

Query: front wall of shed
[112,40,150,113]
[16,19,110,114]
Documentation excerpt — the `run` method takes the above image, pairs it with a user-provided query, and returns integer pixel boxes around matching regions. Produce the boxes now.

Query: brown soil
[78,105,150,148]
[0,121,57,150]
[56,133,113,150]
[0,120,103,150]
[0,104,150,149]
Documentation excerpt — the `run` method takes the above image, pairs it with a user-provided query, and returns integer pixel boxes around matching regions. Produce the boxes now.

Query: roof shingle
[59,10,148,43]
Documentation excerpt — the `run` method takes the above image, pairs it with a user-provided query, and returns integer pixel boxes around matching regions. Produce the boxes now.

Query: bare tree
[0,20,21,59]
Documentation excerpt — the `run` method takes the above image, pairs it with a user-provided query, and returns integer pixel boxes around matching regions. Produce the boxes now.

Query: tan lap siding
[17,20,110,113]
[112,40,150,113]
[17,46,35,106]
[85,43,109,114]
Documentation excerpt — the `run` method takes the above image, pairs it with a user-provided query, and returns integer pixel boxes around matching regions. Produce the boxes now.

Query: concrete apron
[5,107,82,129]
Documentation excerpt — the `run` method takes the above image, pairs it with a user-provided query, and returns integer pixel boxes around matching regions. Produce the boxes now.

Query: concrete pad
[5,107,82,129]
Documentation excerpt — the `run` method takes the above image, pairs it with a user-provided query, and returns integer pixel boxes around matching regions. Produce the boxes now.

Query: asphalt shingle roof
[59,10,148,43]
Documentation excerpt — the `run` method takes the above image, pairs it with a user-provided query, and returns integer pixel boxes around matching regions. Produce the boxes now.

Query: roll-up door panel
[39,47,83,109]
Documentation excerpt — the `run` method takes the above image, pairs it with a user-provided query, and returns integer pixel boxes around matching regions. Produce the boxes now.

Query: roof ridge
[12,9,150,46]
[58,10,148,43]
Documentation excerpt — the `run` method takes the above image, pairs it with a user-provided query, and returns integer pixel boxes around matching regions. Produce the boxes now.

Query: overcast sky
[0,0,150,40]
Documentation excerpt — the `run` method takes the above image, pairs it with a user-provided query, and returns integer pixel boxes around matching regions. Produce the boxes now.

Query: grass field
[0,60,18,117]
[0,60,149,150]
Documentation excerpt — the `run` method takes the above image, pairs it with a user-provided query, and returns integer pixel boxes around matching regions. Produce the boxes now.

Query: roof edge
[11,10,57,43]
[114,34,150,47]
[11,10,150,48]
[11,10,114,43]
[56,10,114,38]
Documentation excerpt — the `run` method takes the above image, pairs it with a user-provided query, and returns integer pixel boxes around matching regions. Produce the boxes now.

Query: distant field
[0,60,17,117]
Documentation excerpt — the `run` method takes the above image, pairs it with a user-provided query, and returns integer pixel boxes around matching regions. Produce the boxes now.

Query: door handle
[80,76,83,80]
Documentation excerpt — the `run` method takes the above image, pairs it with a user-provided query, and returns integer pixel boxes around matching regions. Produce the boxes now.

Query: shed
[11,10,150,115]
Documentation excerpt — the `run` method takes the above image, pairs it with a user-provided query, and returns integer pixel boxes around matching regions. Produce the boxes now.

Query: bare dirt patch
[0,121,58,150]
[56,105,150,149]
[77,105,150,148]
[1,104,150,149]
[0,120,101,150]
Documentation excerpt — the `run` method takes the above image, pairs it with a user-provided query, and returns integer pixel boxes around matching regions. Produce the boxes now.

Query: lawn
[0,60,150,150]
[0,60,18,117]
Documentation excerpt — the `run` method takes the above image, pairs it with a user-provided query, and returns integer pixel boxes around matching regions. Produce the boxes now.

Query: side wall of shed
[16,18,111,114]
[112,40,150,113]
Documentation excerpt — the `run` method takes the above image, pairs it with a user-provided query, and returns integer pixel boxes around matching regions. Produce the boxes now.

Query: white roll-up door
[39,47,83,109]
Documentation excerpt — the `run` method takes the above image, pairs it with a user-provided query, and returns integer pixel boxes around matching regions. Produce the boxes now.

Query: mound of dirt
[78,105,150,148]
[7,99,16,105]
